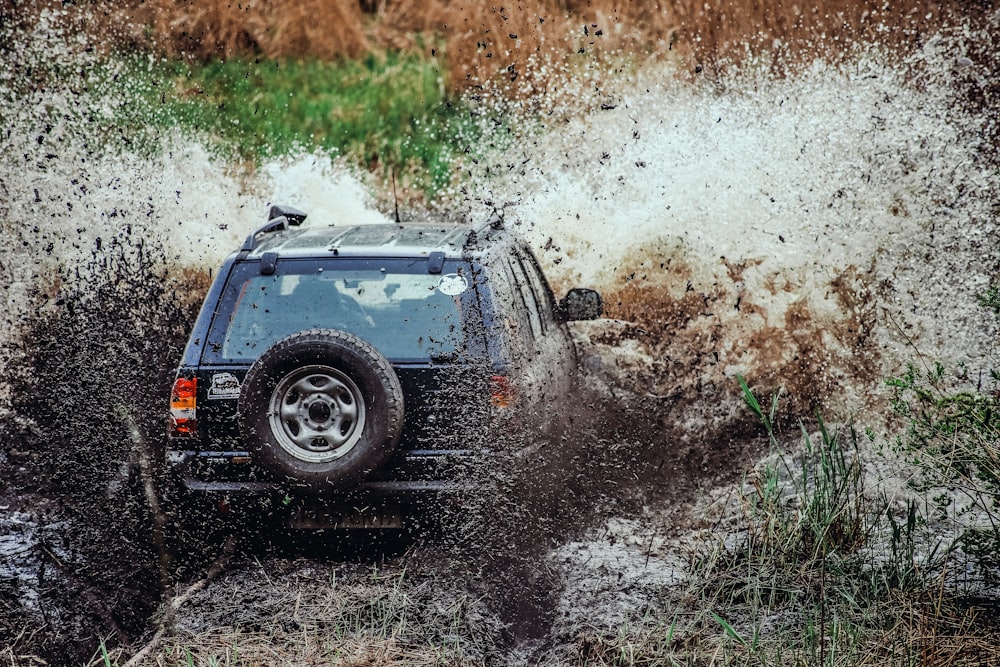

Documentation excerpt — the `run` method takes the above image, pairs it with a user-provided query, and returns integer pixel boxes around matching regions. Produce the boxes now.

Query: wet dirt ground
[0,332,766,664]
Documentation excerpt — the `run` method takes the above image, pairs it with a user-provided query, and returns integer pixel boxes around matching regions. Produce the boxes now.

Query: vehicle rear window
[208,259,469,362]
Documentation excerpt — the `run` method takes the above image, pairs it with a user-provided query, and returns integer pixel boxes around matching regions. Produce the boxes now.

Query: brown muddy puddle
[0,335,765,664]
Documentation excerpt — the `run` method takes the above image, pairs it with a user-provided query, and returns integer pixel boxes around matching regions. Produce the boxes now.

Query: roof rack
[241,205,308,251]
[465,212,505,249]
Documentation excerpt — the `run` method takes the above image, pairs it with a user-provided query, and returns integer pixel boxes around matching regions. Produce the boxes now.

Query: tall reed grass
[569,377,1000,666]
[11,0,969,94]
[146,0,961,64]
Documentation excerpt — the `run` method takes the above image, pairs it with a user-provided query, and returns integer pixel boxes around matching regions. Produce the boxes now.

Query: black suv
[167,206,602,527]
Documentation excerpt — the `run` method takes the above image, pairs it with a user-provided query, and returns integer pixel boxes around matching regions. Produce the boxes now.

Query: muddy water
[1,5,999,663]
[450,31,1000,419]
[4,13,996,412]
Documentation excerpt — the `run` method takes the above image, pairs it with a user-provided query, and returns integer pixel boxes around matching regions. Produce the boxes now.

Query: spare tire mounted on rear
[239,329,404,491]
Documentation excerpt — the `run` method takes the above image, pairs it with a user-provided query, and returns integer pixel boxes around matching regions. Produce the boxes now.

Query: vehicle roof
[243,224,490,260]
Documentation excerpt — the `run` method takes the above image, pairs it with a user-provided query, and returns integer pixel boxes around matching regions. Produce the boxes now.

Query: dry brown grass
[148,0,368,60]
[565,592,1000,666]
[671,0,965,58]
[373,1,677,94]
[11,0,979,93]
[104,632,480,667]
[161,0,975,84]
[90,559,501,667]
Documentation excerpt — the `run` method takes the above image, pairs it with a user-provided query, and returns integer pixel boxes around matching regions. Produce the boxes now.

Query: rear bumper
[165,448,477,496]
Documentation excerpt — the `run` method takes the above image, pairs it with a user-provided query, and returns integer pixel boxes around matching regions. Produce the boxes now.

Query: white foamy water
[2,8,997,417]
[0,8,387,316]
[447,32,999,414]
[0,15,386,341]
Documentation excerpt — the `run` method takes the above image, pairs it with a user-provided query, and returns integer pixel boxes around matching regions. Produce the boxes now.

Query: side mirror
[559,288,603,321]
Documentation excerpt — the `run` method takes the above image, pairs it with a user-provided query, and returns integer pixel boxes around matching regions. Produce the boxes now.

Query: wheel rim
[267,365,367,463]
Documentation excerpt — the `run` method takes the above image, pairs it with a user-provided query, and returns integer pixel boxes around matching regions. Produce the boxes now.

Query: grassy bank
[14,0,985,201]
[107,53,480,197]
[574,377,1000,666]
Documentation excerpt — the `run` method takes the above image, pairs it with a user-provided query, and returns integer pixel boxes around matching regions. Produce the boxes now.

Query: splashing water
[0,11,395,660]
[448,30,999,416]
[4,9,997,418]
[0,5,998,661]
[0,7,386,351]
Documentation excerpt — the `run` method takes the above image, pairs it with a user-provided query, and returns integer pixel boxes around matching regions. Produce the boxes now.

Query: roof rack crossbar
[241,205,308,251]
[269,204,307,226]
[465,212,505,250]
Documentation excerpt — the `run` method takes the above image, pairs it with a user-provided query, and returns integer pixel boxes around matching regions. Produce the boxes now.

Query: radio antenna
[392,171,401,223]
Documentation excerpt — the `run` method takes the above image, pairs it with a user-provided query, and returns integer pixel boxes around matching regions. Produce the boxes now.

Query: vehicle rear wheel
[239,329,404,492]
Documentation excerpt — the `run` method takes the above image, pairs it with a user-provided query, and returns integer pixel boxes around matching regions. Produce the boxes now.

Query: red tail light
[169,377,198,437]
[490,375,516,409]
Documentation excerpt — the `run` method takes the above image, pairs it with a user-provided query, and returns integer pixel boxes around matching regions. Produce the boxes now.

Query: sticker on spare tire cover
[437,273,469,296]
[207,372,241,400]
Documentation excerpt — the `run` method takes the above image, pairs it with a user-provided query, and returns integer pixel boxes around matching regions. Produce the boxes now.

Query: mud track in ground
[145,370,765,664]
[0,312,765,665]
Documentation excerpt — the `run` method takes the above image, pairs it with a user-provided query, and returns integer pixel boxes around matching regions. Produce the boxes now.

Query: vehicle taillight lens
[169,377,197,437]
[490,375,516,409]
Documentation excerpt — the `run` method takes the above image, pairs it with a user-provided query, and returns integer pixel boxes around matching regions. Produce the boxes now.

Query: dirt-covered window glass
[486,257,532,351]
[514,250,557,333]
[206,259,468,362]
[506,251,545,340]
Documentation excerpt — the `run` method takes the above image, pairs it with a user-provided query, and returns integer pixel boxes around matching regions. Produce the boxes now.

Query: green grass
[567,377,1000,666]
[104,52,481,196]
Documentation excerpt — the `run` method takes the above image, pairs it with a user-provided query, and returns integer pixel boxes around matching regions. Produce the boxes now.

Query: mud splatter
[453,18,1000,420]
[1,5,999,664]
